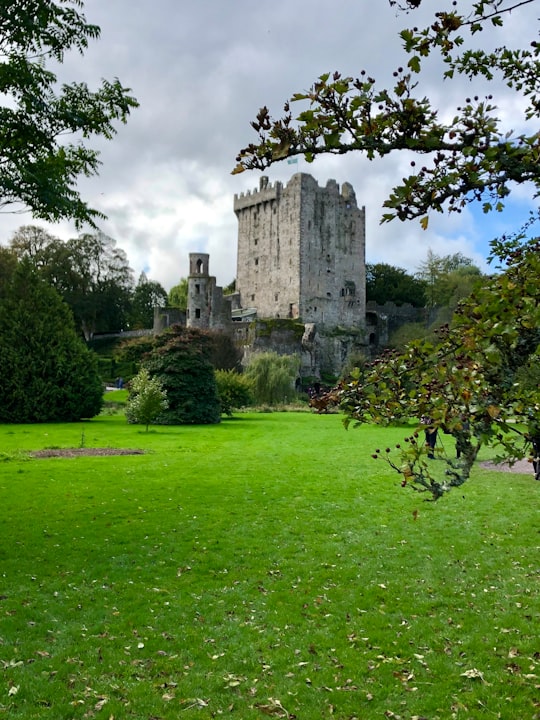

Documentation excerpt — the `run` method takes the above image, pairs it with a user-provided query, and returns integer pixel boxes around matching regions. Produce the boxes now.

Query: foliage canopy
[244,352,300,406]
[0,0,138,226]
[8,226,134,339]
[366,263,427,307]
[125,367,168,431]
[0,261,103,422]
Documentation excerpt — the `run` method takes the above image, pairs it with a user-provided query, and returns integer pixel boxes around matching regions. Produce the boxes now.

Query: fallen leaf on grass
[254,697,294,718]
[460,668,490,684]
[94,696,108,711]
[179,698,208,710]
[223,672,246,688]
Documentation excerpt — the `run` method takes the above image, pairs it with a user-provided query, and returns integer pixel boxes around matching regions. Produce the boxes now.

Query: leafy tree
[0,0,138,225]
[168,278,188,310]
[215,369,253,416]
[115,335,156,366]
[0,246,18,295]
[234,0,540,497]
[59,232,134,338]
[130,272,168,329]
[9,227,134,338]
[223,279,236,295]
[338,236,540,499]
[7,225,57,265]
[142,326,221,425]
[416,250,483,310]
[244,352,300,406]
[366,263,426,307]
[125,367,168,431]
[0,260,103,422]
[208,331,243,372]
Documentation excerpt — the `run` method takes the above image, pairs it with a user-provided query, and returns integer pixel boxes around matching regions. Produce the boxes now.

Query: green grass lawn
[0,410,538,719]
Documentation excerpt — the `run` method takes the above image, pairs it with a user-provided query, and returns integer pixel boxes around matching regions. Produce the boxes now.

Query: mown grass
[0,410,538,719]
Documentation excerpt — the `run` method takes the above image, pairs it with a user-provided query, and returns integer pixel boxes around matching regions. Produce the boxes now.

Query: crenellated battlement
[233,175,283,212]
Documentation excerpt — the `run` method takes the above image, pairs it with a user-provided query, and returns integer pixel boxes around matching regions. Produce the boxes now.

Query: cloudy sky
[1,0,537,290]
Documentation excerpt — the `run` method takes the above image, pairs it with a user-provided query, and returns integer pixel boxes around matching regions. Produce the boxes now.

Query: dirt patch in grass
[30,448,145,458]
[479,458,534,474]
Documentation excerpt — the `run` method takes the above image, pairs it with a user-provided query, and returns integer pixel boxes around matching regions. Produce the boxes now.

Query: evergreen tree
[0,262,103,422]
[143,326,221,425]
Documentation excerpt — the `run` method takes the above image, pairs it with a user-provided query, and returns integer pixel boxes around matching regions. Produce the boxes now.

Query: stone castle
[155,172,422,379]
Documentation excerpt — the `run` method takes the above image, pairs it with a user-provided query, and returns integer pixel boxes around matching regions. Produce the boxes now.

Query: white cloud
[0,0,537,289]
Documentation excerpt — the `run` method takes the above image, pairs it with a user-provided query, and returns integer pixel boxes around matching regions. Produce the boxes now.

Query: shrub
[215,370,253,416]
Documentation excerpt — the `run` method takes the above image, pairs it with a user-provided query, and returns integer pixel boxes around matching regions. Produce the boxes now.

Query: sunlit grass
[0,411,538,719]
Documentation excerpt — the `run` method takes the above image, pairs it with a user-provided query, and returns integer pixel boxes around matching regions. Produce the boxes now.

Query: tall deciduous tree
[235,0,540,497]
[9,226,134,338]
[366,263,427,307]
[0,0,138,225]
[416,250,483,310]
[130,272,168,329]
[168,278,188,311]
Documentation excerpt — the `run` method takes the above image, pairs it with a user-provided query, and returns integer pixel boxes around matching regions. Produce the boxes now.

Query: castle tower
[187,253,211,328]
[233,173,366,329]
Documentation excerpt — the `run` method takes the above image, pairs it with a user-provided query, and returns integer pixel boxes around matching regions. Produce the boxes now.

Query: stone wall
[234,173,366,330]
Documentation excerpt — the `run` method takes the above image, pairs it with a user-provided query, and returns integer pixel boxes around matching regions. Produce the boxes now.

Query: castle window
[254,238,258,246]
[195,309,201,319]
[196,258,203,274]
[345,280,356,296]
[255,258,259,266]
[327,292,332,298]
[195,284,200,295]
[251,294,255,302]
[275,293,279,301]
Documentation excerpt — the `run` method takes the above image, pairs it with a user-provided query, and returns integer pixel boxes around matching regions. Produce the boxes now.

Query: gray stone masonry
[234,173,366,330]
